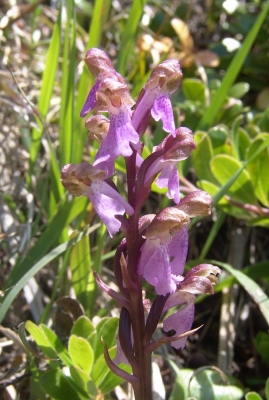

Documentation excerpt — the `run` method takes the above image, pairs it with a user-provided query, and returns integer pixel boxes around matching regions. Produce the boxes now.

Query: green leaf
[238,128,251,161]
[40,369,86,400]
[182,79,206,104]
[69,366,98,398]
[208,125,232,156]
[71,316,95,339]
[70,234,95,315]
[210,154,257,204]
[90,317,118,361]
[192,132,216,182]
[90,345,130,391]
[19,321,58,360]
[245,392,263,400]
[228,82,250,99]
[168,365,243,400]
[40,325,72,366]
[68,335,94,374]
[98,362,132,395]
[199,1,269,129]
[91,346,116,388]
[246,133,269,207]
[212,136,269,206]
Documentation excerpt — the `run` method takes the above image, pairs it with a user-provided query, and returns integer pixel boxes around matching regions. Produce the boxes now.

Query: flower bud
[145,208,189,238]
[176,191,213,217]
[144,59,182,94]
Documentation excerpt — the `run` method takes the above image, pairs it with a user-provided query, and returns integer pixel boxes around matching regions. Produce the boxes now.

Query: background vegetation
[0,0,269,399]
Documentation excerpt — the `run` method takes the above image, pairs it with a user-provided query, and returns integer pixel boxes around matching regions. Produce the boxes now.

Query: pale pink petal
[156,163,180,204]
[169,227,188,276]
[151,95,175,135]
[80,80,101,117]
[94,108,140,176]
[163,292,195,349]
[90,181,133,237]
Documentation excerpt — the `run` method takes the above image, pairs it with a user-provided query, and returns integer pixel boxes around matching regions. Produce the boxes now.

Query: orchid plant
[61,48,221,400]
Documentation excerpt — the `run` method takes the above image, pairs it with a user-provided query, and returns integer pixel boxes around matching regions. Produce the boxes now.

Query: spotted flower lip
[132,59,182,136]
[138,226,189,296]
[91,78,139,176]
[61,163,134,237]
[142,127,196,204]
[162,263,221,349]
[162,291,195,349]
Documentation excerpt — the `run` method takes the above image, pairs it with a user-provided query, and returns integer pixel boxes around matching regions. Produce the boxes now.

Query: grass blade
[30,6,62,169]
[74,0,111,164]
[0,225,100,324]
[209,260,269,326]
[198,1,269,130]
[116,0,146,75]
[5,197,88,288]
[59,0,76,166]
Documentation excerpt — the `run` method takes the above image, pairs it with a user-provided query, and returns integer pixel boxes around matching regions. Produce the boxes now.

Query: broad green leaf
[0,224,99,324]
[69,366,98,398]
[68,335,94,374]
[70,234,94,315]
[246,133,269,207]
[71,316,95,339]
[238,128,251,161]
[98,362,132,395]
[90,317,118,361]
[182,79,206,105]
[168,365,243,400]
[192,132,216,182]
[231,115,244,159]
[40,325,72,366]
[245,393,263,400]
[208,125,232,156]
[91,346,119,388]
[228,82,250,99]
[209,260,269,325]
[211,136,269,206]
[199,1,269,129]
[210,154,257,205]
[19,321,58,360]
[40,369,86,400]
